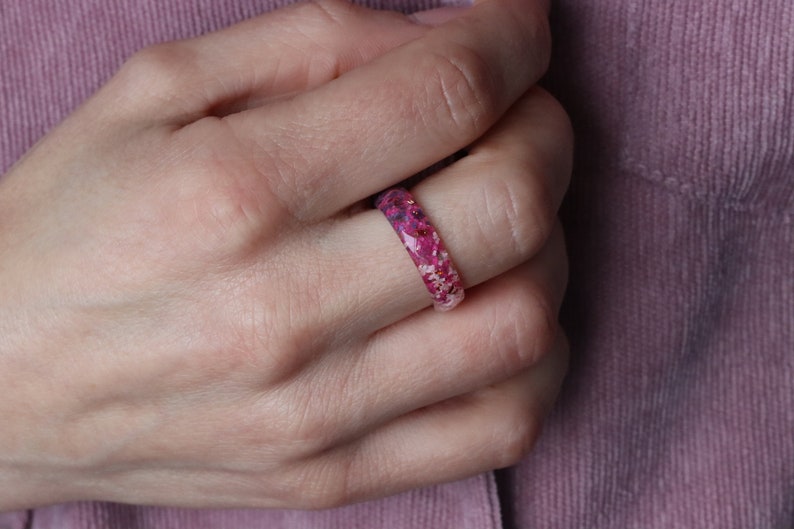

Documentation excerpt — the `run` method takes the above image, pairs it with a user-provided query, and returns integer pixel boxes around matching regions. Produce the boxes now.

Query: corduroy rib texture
[1,0,793,528]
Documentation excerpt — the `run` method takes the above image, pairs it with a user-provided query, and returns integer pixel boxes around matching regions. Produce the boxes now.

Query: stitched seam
[622,158,794,225]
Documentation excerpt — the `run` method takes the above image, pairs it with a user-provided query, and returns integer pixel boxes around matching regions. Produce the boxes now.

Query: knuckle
[519,282,559,355]
[542,89,575,149]
[528,11,552,76]
[276,381,346,458]
[494,408,543,468]
[225,299,301,383]
[245,377,339,461]
[422,43,500,139]
[182,178,264,253]
[525,86,574,149]
[504,2,552,79]
[526,171,558,244]
[533,88,575,192]
[156,134,287,254]
[120,42,194,96]
[496,281,559,371]
[268,412,331,463]
[282,458,354,510]
[480,175,554,262]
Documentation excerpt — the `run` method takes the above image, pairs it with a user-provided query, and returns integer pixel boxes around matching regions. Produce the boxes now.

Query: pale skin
[0,0,572,511]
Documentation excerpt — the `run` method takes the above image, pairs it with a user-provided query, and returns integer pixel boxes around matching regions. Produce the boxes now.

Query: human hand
[0,0,571,510]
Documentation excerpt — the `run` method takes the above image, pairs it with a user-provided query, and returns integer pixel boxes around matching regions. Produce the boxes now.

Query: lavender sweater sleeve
[1,0,793,528]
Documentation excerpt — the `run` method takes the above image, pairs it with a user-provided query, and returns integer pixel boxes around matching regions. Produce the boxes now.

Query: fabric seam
[622,158,794,225]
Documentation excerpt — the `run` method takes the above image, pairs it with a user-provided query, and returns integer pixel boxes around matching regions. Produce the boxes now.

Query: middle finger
[298,87,572,333]
[227,0,552,220]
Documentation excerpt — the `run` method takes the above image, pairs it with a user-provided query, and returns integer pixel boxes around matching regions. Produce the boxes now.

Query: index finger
[229,0,552,220]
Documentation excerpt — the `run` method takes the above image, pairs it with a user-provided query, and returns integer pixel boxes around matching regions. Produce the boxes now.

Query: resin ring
[375,187,464,311]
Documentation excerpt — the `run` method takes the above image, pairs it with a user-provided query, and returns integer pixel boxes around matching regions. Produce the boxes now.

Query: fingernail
[408,6,470,26]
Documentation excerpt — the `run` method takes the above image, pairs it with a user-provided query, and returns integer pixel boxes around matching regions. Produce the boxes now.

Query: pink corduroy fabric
[2,0,793,528]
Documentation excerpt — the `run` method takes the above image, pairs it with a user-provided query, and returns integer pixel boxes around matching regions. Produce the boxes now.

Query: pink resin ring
[375,187,465,311]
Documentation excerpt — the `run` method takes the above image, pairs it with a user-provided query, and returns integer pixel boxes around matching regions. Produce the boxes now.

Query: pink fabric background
[1,0,793,527]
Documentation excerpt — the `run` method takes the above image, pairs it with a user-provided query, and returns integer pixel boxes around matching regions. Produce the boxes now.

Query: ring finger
[299,86,573,333]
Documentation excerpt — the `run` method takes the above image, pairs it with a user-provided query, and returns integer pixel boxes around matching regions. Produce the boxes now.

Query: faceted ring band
[375,187,465,311]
